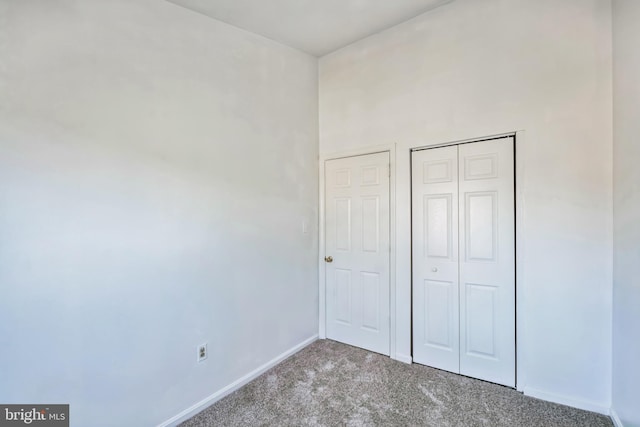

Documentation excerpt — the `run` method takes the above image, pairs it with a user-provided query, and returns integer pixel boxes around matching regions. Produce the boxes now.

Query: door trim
[319,144,397,359]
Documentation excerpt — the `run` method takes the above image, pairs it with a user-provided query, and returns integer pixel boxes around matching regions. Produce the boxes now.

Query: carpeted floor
[180,339,612,427]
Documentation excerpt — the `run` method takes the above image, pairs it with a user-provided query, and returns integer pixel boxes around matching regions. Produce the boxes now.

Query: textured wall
[612,0,640,425]
[320,0,613,412]
[0,1,318,425]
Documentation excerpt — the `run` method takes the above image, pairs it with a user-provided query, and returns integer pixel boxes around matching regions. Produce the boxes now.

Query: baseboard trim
[157,334,319,427]
[394,353,413,364]
[610,407,624,427]
[523,387,610,416]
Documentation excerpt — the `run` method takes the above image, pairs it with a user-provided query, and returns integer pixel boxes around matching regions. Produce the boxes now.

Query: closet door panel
[412,146,460,373]
[458,138,515,387]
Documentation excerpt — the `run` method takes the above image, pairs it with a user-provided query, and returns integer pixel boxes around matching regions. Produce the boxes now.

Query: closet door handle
[325,256,333,263]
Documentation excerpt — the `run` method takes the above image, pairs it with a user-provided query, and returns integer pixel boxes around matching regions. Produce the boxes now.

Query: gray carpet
[180,339,612,427]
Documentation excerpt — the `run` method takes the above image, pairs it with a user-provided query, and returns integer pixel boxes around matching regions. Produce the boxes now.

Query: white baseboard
[394,353,413,364]
[523,386,610,416]
[157,334,319,427]
[610,407,624,427]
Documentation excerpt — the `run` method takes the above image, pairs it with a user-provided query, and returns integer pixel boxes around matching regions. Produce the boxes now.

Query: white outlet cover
[197,343,208,362]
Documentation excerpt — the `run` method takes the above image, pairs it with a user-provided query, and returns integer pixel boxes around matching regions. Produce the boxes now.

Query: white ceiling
[166,0,453,56]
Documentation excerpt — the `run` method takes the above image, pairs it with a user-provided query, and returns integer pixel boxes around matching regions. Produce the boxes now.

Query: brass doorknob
[324,256,333,263]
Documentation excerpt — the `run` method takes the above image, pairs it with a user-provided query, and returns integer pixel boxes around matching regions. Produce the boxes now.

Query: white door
[325,152,390,355]
[412,137,515,387]
[411,145,460,373]
[458,139,515,386]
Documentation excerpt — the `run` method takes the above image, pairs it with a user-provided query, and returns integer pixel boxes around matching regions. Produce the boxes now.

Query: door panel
[459,138,515,387]
[466,192,498,261]
[362,197,380,252]
[425,194,453,258]
[361,272,380,331]
[334,269,352,324]
[335,199,351,251]
[465,283,498,358]
[412,146,460,373]
[325,152,390,355]
[424,279,455,349]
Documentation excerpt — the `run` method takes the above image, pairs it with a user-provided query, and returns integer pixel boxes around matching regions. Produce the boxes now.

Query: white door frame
[410,130,525,390]
[319,144,397,359]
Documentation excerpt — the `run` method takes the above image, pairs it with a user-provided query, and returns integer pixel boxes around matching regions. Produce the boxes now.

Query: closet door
[412,146,460,373]
[412,137,515,387]
[458,138,515,387]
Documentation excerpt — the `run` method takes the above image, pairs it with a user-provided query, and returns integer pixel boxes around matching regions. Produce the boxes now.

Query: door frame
[319,144,397,359]
[409,131,525,390]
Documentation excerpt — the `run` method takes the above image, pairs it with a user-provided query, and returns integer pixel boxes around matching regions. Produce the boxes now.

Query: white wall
[612,1,640,425]
[320,0,613,412]
[0,1,318,426]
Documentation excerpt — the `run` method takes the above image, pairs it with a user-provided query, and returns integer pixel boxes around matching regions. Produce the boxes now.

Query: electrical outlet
[197,343,208,362]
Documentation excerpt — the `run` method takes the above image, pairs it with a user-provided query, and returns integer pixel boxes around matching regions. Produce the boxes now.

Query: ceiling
[165,0,454,56]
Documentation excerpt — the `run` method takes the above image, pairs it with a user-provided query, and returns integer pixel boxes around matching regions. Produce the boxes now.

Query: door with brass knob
[324,151,390,356]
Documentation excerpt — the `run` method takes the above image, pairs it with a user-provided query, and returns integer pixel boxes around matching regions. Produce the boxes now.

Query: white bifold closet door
[412,137,515,387]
